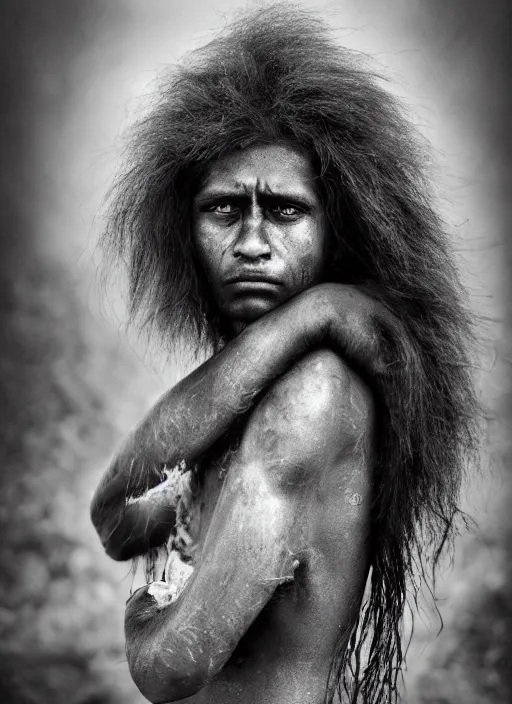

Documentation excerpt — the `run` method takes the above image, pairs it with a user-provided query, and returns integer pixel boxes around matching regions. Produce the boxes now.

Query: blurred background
[0,1,510,702]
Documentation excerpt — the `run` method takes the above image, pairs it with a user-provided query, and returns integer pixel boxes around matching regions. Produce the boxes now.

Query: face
[193,143,327,333]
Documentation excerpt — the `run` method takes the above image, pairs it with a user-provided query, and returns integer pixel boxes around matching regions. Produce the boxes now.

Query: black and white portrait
[0,2,510,703]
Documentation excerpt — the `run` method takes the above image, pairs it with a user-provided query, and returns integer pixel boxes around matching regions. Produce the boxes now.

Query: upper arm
[126,350,375,701]
[191,349,375,613]
[238,348,374,490]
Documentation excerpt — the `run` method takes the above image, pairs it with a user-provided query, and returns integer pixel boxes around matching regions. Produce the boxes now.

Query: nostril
[234,249,271,260]
[233,228,271,260]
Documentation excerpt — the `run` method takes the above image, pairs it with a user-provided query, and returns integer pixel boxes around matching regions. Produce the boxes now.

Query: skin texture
[91,145,389,702]
[193,144,327,331]
[93,7,478,701]
[125,350,374,704]
[90,281,390,562]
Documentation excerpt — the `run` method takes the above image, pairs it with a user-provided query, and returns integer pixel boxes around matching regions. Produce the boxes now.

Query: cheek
[287,228,327,288]
[194,229,227,280]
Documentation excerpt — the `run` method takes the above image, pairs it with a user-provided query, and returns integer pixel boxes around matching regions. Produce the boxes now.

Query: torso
[172,349,374,704]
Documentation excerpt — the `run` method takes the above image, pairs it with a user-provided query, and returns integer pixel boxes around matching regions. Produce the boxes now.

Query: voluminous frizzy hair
[104,4,479,703]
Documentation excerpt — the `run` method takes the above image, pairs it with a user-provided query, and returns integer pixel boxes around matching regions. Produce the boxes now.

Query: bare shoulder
[238,348,375,480]
[285,347,374,424]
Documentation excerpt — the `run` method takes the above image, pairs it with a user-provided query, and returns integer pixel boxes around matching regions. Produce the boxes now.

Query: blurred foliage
[0,254,145,703]
[416,557,512,703]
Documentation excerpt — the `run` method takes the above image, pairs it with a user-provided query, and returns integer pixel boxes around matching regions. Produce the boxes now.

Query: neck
[218,316,249,341]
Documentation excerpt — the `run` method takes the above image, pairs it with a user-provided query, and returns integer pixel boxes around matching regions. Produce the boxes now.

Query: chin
[223,298,280,324]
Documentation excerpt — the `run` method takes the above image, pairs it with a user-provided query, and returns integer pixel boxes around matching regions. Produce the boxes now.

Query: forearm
[104,283,396,480]
[91,292,319,556]
[124,573,280,703]
[125,593,208,703]
[91,283,405,559]
[91,480,178,561]
[124,463,296,702]
[125,297,317,469]
[121,350,375,702]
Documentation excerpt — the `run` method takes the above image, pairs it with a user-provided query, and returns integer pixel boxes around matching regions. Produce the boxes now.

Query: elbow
[103,536,133,562]
[90,496,112,555]
[90,451,141,561]
[128,645,209,703]
[132,671,207,704]
[125,594,211,703]
[95,525,138,563]
[90,496,134,562]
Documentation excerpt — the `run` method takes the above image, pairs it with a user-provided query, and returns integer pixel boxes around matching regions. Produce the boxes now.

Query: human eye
[213,202,238,214]
[269,202,305,221]
[280,205,301,217]
[201,201,241,219]
[196,197,240,217]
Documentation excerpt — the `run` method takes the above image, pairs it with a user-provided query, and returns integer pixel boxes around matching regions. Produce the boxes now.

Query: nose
[233,206,271,260]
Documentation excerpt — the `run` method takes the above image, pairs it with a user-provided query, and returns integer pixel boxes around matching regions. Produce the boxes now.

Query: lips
[222,274,283,301]
[224,272,282,285]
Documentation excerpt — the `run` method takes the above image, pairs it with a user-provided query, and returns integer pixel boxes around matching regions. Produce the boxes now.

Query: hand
[285,283,405,375]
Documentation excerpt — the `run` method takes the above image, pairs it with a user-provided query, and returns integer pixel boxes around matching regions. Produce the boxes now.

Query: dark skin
[91,145,400,703]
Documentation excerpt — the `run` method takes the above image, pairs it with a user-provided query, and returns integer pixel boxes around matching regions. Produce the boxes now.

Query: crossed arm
[124,349,374,702]
[89,283,404,702]
[90,283,403,561]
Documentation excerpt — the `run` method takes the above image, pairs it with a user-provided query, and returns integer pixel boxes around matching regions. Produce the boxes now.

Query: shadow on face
[192,143,328,334]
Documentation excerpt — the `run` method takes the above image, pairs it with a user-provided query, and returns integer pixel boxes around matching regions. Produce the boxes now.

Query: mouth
[224,273,283,286]
[223,276,283,296]
[220,273,285,322]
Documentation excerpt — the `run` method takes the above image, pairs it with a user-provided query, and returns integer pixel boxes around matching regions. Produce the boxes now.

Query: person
[90,6,478,703]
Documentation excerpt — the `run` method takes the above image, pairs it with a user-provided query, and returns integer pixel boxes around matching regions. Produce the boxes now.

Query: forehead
[197,143,319,199]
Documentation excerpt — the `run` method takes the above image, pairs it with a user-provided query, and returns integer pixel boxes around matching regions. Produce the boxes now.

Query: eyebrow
[194,187,318,208]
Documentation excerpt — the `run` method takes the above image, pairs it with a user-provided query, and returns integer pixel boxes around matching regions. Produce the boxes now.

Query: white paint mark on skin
[126,463,191,507]
[148,581,174,607]
[344,488,363,506]
[262,576,291,583]
[164,550,194,600]
[260,557,300,586]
